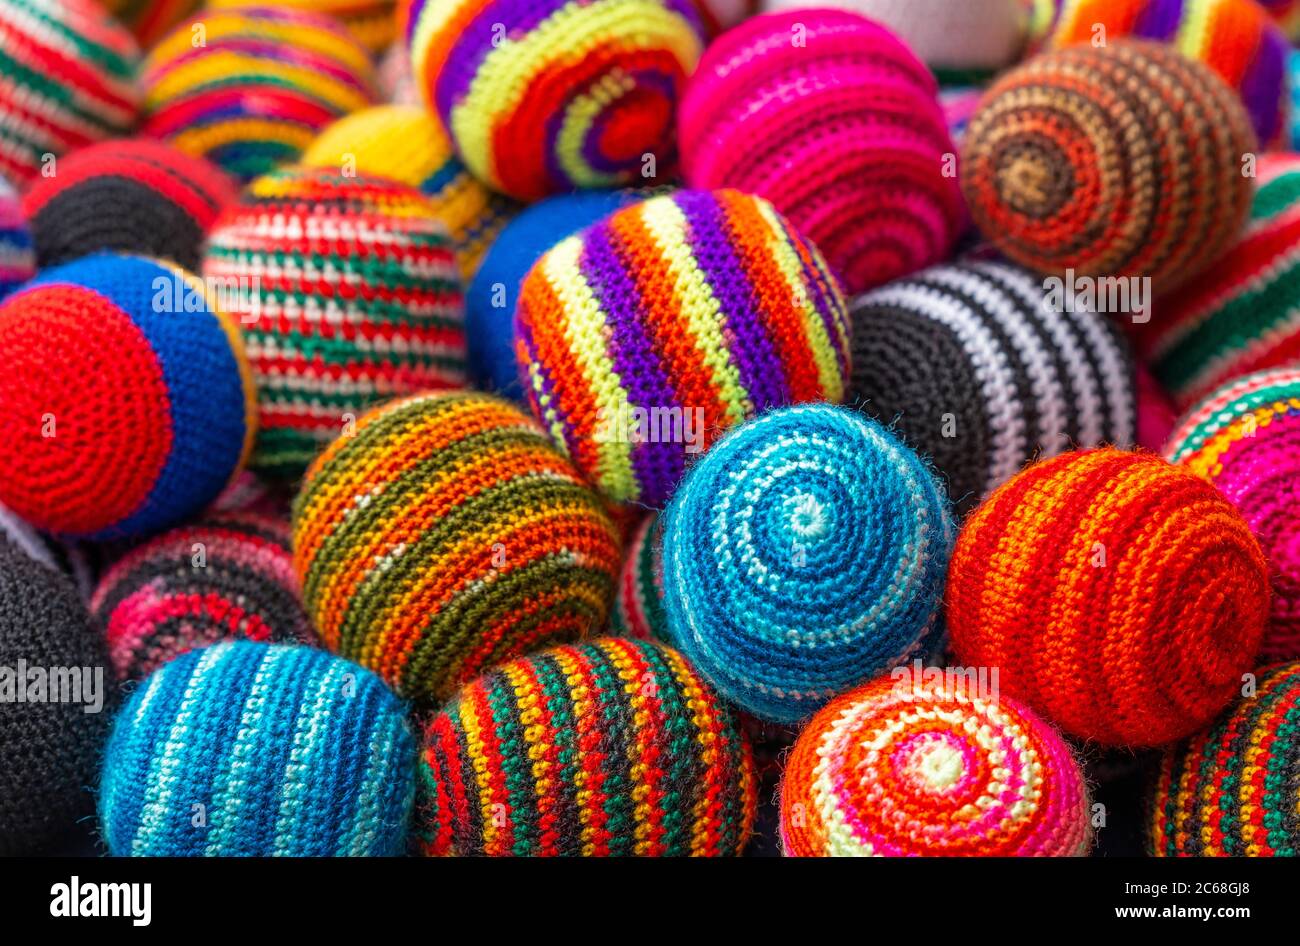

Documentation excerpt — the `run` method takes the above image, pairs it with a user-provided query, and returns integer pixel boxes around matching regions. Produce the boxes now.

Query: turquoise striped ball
[99,641,416,856]
[661,404,954,724]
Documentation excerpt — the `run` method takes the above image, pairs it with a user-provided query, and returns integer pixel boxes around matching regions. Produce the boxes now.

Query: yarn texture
[948,448,1271,746]
[679,9,964,295]
[0,178,34,299]
[293,392,624,706]
[611,514,670,642]
[0,254,257,540]
[516,188,852,507]
[662,404,953,724]
[99,641,416,856]
[779,676,1091,856]
[961,40,1256,293]
[417,637,757,856]
[849,260,1137,516]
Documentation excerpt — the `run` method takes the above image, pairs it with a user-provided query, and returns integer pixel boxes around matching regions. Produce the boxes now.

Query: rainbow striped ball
[0,0,141,189]
[141,8,377,182]
[611,514,670,642]
[0,178,33,300]
[780,676,1091,856]
[516,189,851,508]
[293,392,624,707]
[1167,368,1300,663]
[404,0,707,201]
[662,404,953,724]
[417,637,757,856]
[99,642,416,857]
[203,166,466,480]
[0,254,256,540]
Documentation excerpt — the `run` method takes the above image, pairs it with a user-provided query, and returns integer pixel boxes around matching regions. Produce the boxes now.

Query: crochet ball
[468,190,640,399]
[1034,0,1290,147]
[0,0,140,190]
[948,448,1270,746]
[848,260,1137,517]
[293,392,624,706]
[961,40,1256,294]
[1150,661,1300,857]
[611,514,670,643]
[417,637,757,856]
[662,404,953,725]
[0,541,112,855]
[90,514,316,682]
[209,0,397,52]
[679,9,964,295]
[1166,368,1300,663]
[301,104,520,280]
[0,254,256,540]
[21,140,238,272]
[0,178,34,300]
[99,641,416,856]
[103,0,199,48]
[516,188,852,507]
[404,0,707,200]
[203,166,465,480]
[1131,154,1300,411]
[141,8,377,182]
[779,676,1091,856]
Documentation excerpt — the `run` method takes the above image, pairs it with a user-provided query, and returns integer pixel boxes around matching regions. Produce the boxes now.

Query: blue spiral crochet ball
[661,403,954,724]
[99,641,416,856]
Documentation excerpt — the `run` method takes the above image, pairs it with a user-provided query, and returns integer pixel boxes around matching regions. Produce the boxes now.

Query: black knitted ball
[848,260,1138,517]
[0,538,113,854]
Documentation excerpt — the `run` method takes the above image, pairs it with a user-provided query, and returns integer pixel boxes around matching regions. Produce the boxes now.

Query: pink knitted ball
[678,9,964,295]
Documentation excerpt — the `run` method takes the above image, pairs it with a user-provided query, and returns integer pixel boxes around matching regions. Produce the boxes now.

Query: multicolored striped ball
[1150,660,1300,857]
[0,178,33,300]
[416,637,757,856]
[679,9,964,295]
[203,166,465,480]
[662,404,953,724]
[780,676,1091,856]
[1166,368,1300,663]
[948,448,1271,746]
[404,0,707,201]
[849,260,1137,517]
[99,641,416,856]
[103,0,200,49]
[961,40,1256,294]
[21,139,237,272]
[292,392,624,707]
[90,514,316,682]
[141,8,377,182]
[1132,154,1300,411]
[0,254,256,540]
[301,104,520,280]
[611,514,669,642]
[0,0,141,190]
[516,188,852,508]
[210,0,398,52]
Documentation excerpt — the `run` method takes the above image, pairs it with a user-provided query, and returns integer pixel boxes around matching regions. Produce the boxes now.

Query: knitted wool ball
[0,0,141,190]
[948,448,1270,747]
[293,392,624,706]
[678,9,964,296]
[21,139,237,272]
[417,636,757,856]
[1166,368,1300,663]
[1150,661,1300,857]
[203,166,465,480]
[0,178,34,300]
[1130,154,1300,411]
[468,190,640,399]
[209,0,397,52]
[0,254,256,540]
[661,404,953,725]
[611,514,670,642]
[780,675,1090,856]
[300,105,520,280]
[960,40,1256,294]
[1034,0,1290,147]
[103,0,200,48]
[848,260,1138,517]
[141,8,377,182]
[90,514,315,682]
[0,541,111,855]
[403,0,707,201]
[516,188,852,508]
[99,641,415,856]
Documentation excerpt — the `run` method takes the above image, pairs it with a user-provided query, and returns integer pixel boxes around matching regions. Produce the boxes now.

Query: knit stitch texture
[611,514,670,643]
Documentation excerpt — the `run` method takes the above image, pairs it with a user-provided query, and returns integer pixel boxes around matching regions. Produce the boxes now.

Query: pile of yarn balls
[3,0,1300,861]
